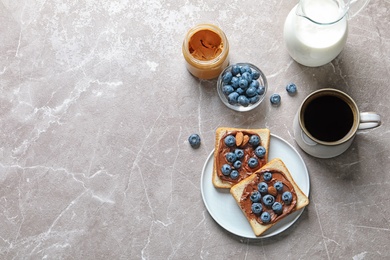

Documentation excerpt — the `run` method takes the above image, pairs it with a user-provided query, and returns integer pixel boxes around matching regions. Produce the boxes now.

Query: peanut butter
[240,169,297,224]
[182,24,229,79]
[188,29,223,61]
[216,130,266,184]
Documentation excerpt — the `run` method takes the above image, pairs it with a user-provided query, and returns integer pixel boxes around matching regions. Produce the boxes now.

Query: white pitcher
[283,0,371,67]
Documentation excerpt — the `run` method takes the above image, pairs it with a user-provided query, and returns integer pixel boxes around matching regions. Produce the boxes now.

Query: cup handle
[301,130,317,146]
[359,112,381,130]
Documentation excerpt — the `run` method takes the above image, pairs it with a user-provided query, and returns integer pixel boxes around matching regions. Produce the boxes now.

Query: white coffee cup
[293,88,381,158]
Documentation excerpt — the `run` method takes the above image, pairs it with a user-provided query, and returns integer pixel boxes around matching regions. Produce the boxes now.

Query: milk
[283,1,348,67]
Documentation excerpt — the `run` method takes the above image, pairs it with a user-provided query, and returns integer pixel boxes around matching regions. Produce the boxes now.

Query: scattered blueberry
[272,202,283,214]
[251,203,263,214]
[257,182,268,194]
[222,71,233,84]
[224,135,236,147]
[254,146,266,158]
[270,93,281,106]
[286,83,297,95]
[250,191,261,203]
[230,170,239,180]
[225,152,237,163]
[261,211,271,223]
[188,134,201,149]
[249,135,261,146]
[263,171,272,182]
[248,157,259,168]
[233,160,242,169]
[262,194,275,207]
[274,181,283,192]
[234,149,244,159]
[221,164,231,176]
[282,191,293,205]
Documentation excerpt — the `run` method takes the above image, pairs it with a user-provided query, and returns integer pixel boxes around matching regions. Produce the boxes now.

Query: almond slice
[242,135,250,147]
[236,131,243,146]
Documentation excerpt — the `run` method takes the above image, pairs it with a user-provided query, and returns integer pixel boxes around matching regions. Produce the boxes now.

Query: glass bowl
[217,63,268,112]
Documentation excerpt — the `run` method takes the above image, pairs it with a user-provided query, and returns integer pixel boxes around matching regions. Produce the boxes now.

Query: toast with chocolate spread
[230,158,309,237]
[212,127,270,189]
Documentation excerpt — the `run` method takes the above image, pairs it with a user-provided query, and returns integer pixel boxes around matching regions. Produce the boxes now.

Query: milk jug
[284,0,370,67]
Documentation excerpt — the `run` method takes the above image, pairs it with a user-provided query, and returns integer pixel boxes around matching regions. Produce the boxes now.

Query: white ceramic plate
[200,134,310,239]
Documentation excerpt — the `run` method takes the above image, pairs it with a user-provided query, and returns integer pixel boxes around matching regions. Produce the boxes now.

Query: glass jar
[182,24,229,80]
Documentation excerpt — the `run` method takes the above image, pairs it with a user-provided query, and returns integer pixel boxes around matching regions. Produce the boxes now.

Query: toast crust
[212,127,270,189]
[230,158,309,236]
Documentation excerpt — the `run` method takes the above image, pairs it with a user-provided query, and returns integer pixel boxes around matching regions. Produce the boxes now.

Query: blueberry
[286,83,297,95]
[240,65,251,74]
[231,77,240,88]
[221,164,231,176]
[252,70,261,80]
[188,134,201,149]
[230,170,239,180]
[238,78,249,89]
[233,160,242,169]
[246,86,257,97]
[274,181,283,192]
[222,71,233,84]
[263,171,272,182]
[249,135,261,146]
[270,93,281,106]
[255,146,266,158]
[225,152,237,163]
[251,203,263,215]
[282,191,293,205]
[236,88,245,95]
[222,85,234,95]
[224,135,236,147]
[249,95,260,104]
[249,80,260,89]
[231,65,241,76]
[238,95,250,107]
[241,72,253,83]
[257,85,266,96]
[257,182,268,193]
[272,202,283,214]
[262,194,275,207]
[248,157,258,168]
[260,211,271,223]
[234,149,244,159]
[227,92,239,104]
[250,191,261,203]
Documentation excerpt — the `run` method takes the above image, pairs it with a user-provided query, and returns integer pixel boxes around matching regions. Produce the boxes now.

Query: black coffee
[303,95,354,142]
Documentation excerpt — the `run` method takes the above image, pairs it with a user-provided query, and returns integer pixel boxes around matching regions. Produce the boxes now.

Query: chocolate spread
[216,130,266,184]
[240,169,297,224]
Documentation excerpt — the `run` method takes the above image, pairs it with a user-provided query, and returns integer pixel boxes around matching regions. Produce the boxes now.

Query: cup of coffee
[293,88,381,158]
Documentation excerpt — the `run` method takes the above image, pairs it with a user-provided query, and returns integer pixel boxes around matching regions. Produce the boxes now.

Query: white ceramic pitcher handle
[359,112,381,130]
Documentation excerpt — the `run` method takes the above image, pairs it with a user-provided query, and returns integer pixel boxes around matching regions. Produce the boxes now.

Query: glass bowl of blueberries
[217,63,267,112]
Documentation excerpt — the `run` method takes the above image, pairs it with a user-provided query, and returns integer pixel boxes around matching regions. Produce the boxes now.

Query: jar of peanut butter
[182,24,229,80]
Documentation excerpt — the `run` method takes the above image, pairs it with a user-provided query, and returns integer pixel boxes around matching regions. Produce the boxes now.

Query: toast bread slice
[212,127,270,189]
[230,158,309,237]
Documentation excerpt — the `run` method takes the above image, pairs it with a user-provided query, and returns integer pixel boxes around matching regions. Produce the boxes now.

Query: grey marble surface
[1,0,389,259]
